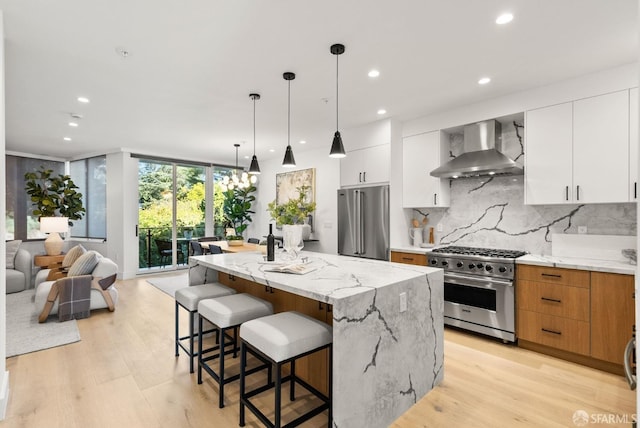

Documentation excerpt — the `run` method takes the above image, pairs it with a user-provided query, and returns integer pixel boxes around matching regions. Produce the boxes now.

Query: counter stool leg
[290,359,295,401]
[275,362,282,428]
[174,302,179,357]
[219,326,226,408]
[232,326,238,358]
[197,315,204,385]
[328,344,333,425]
[239,342,247,427]
[189,309,195,373]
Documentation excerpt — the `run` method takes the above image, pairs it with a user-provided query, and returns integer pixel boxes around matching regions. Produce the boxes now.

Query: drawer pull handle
[402,257,414,261]
[541,328,562,335]
[541,297,562,303]
[541,273,562,278]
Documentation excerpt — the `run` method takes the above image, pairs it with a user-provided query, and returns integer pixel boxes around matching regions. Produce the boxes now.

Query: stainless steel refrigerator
[337,185,390,261]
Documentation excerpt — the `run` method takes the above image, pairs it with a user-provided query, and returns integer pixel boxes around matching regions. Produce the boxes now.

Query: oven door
[444,272,515,342]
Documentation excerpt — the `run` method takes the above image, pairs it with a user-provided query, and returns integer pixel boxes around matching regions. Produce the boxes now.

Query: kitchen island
[189,251,444,428]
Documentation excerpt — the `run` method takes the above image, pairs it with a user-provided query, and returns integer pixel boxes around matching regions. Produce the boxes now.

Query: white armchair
[34,255,119,321]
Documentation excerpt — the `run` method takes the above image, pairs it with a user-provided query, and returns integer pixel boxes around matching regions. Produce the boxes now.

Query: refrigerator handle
[354,190,360,255]
[359,190,365,254]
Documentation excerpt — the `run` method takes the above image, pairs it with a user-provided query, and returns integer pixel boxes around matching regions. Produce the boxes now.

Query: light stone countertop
[390,246,436,255]
[517,254,636,276]
[191,250,442,303]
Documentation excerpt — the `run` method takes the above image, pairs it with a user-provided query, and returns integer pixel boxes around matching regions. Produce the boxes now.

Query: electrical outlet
[399,292,407,312]
[437,223,443,232]
[578,226,587,234]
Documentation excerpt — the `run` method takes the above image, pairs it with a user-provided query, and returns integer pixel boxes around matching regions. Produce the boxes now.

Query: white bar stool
[239,311,333,428]
[174,283,235,373]
[197,293,274,408]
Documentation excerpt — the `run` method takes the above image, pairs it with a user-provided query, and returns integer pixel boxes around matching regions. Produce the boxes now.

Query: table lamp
[40,217,69,256]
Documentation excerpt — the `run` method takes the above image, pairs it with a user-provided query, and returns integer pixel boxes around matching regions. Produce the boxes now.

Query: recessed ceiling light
[115,47,131,58]
[496,13,514,25]
[77,97,90,103]
[269,148,275,153]
[299,140,306,144]
[478,77,491,85]
[377,109,387,115]
[244,155,249,159]
[68,122,78,127]
[63,137,72,142]
[368,70,380,78]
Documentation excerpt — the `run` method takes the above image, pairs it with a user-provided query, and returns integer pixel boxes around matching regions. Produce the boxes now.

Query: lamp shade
[249,155,261,174]
[329,131,346,158]
[282,145,296,167]
[40,216,69,233]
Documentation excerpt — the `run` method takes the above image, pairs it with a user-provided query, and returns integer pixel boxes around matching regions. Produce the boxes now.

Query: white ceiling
[0,0,637,166]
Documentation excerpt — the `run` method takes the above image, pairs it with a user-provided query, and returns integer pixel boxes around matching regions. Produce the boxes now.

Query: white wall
[246,146,341,255]
[0,11,9,420]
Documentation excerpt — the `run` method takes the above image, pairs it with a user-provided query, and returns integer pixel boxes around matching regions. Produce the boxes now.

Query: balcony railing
[138,226,211,269]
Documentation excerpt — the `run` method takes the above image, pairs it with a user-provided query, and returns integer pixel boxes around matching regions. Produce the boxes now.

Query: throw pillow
[5,240,22,269]
[62,244,87,268]
[67,251,100,277]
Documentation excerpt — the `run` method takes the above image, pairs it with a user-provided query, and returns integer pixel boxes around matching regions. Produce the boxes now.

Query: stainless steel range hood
[430,120,523,178]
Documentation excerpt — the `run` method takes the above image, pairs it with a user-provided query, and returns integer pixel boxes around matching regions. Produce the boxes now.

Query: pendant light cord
[253,98,256,155]
[336,53,339,131]
[287,80,291,146]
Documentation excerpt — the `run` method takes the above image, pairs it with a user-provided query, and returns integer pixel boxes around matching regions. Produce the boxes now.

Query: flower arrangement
[267,185,316,226]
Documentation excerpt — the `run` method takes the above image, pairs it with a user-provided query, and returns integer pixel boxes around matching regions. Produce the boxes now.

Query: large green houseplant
[267,185,316,226]
[24,166,85,225]
[222,182,257,239]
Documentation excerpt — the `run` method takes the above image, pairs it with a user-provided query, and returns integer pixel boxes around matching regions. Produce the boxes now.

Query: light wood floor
[2,273,636,428]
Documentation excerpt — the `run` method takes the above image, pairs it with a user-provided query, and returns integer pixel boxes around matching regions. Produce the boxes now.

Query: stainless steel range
[428,246,526,342]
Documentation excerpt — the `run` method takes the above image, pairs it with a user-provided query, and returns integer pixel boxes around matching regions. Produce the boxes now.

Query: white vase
[282,224,304,260]
[301,223,311,240]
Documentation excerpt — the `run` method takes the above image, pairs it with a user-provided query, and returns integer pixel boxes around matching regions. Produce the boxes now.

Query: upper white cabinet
[340,144,390,187]
[402,131,450,207]
[629,87,638,201]
[525,90,631,204]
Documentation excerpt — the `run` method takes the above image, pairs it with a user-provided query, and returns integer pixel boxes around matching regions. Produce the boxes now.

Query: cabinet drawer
[517,265,590,288]
[390,251,426,266]
[517,280,589,321]
[518,310,590,355]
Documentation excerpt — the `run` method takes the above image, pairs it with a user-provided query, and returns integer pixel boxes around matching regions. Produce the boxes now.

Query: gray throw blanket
[57,275,92,322]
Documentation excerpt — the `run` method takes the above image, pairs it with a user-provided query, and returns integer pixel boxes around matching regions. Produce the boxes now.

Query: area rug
[146,273,189,297]
[6,290,81,357]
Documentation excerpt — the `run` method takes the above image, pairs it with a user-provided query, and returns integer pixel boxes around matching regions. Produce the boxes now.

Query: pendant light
[329,43,346,158]
[282,72,296,167]
[248,93,261,177]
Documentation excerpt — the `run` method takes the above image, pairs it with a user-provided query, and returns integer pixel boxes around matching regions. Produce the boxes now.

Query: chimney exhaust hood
[430,120,523,178]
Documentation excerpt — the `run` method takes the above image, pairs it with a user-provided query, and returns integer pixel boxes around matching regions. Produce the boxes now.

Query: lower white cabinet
[402,131,450,207]
[340,144,390,187]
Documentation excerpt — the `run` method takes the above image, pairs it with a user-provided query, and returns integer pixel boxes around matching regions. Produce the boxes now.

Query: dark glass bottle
[267,224,275,261]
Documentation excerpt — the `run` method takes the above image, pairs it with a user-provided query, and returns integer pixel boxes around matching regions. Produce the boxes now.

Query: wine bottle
[267,224,275,261]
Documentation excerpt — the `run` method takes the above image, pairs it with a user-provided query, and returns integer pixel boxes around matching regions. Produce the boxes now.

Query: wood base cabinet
[390,251,426,266]
[517,265,634,374]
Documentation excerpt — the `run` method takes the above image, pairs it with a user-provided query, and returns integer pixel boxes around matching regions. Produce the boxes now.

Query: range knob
[499,266,507,273]
[441,261,448,267]
[485,265,493,272]
[468,263,475,269]
[430,259,438,266]
[456,261,463,268]
[476,263,484,269]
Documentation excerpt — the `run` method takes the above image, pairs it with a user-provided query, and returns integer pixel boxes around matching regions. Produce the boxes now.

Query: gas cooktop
[431,246,526,259]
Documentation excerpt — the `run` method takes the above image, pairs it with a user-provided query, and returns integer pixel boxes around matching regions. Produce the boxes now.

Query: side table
[34,254,66,281]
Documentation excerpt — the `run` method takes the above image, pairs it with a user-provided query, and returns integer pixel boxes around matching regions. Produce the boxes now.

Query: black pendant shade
[329,43,347,158]
[248,93,261,174]
[282,72,296,168]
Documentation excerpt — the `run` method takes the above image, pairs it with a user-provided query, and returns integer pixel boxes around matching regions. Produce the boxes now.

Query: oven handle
[624,336,636,390]
[444,272,514,288]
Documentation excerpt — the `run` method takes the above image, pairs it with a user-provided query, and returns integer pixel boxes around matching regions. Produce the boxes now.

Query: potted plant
[222,182,257,243]
[24,166,85,226]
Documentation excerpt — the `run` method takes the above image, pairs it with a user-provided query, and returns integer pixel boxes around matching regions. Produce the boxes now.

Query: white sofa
[34,255,119,317]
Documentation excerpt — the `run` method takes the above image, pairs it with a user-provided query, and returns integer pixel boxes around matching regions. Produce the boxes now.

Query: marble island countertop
[390,245,436,255]
[191,250,442,303]
[517,254,636,275]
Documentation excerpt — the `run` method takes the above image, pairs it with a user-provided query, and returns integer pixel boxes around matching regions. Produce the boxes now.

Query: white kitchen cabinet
[525,90,631,204]
[402,131,450,207]
[340,144,390,187]
[629,87,638,201]
[525,102,573,204]
[573,90,629,203]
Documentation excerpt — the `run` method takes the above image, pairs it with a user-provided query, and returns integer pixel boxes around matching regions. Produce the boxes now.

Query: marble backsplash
[410,120,637,255]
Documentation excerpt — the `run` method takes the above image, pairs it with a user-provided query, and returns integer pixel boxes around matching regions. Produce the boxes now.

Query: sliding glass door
[137,160,205,272]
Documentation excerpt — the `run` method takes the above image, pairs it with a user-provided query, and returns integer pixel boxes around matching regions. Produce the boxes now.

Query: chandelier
[220,143,256,191]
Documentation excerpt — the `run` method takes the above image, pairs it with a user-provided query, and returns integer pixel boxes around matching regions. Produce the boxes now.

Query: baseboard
[0,371,9,420]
